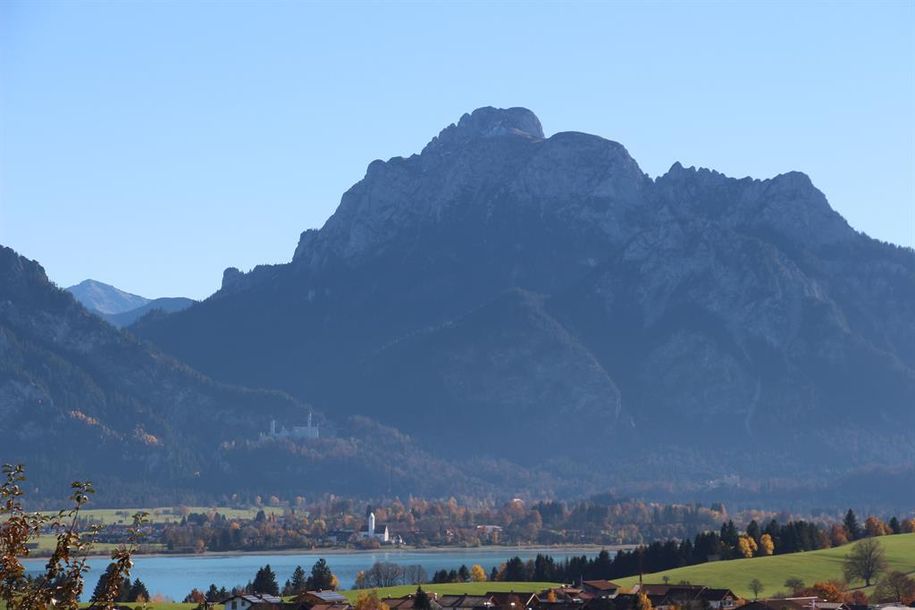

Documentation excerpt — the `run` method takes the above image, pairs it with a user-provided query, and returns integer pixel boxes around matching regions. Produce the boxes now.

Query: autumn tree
[864,516,888,537]
[0,464,147,610]
[355,590,390,610]
[184,589,207,604]
[845,590,868,606]
[738,535,758,558]
[829,524,849,547]
[635,592,653,610]
[470,564,487,582]
[749,579,764,600]
[807,581,845,603]
[758,533,775,556]
[873,571,915,604]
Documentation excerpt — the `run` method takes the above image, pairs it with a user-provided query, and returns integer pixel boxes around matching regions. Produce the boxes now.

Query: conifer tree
[252,564,280,596]
[844,509,861,541]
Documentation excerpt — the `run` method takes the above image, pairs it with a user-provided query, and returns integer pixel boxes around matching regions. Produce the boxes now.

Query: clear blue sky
[1,1,913,299]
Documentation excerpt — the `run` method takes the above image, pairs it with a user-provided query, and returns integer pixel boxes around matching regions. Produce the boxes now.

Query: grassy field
[342,582,561,602]
[42,506,286,525]
[32,535,166,555]
[615,533,915,599]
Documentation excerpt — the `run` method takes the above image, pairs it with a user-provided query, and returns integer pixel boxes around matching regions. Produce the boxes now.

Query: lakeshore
[23,546,625,600]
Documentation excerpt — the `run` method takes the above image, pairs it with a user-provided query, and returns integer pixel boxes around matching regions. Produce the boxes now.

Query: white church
[360,511,389,542]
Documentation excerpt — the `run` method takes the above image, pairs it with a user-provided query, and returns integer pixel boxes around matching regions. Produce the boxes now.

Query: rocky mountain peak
[423,106,544,153]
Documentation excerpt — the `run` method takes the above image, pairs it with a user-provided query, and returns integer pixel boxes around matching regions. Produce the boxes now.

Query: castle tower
[368,511,376,535]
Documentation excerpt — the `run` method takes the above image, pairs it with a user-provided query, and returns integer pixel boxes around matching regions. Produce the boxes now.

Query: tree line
[183,559,339,603]
[469,511,915,584]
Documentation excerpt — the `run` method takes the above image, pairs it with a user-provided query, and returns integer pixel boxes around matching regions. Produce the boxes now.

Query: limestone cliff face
[134,107,915,485]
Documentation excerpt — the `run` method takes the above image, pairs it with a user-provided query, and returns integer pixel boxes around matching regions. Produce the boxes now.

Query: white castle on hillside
[268,412,319,439]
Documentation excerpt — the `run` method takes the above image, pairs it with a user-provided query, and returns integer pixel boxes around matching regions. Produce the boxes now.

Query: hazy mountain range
[66,279,195,327]
[3,107,914,504]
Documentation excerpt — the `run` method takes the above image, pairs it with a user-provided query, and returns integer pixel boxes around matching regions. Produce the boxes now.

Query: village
[207,579,905,610]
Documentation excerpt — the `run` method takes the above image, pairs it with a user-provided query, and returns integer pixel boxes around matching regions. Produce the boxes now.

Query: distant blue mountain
[66,279,149,315]
[66,279,194,327]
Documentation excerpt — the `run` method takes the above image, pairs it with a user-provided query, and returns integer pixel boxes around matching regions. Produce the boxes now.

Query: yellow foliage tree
[738,535,758,558]
[470,564,487,582]
[759,533,775,556]
[355,590,390,610]
[636,592,653,610]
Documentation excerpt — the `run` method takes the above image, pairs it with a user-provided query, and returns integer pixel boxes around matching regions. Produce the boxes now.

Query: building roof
[581,581,620,592]
[222,594,284,606]
[739,601,806,610]
[438,595,494,609]
[537,603,583,610]
[381,596,441,610]
[309,603,353,610]
[302,591,348,604]
[487,592,539,608]
[633,585,736,603]
[360,525,388,533]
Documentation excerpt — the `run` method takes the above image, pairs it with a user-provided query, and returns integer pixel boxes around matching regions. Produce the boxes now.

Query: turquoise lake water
[25,547,619,601]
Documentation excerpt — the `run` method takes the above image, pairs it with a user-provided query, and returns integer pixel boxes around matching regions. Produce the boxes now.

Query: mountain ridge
[106,106,915,494]
[2,246,504,502]
[66,279,195,327]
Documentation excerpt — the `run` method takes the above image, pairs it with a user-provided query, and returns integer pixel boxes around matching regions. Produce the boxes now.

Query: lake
[24,547,620,601]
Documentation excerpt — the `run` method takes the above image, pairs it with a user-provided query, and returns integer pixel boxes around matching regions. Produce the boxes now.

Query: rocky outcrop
[133,107,915,488]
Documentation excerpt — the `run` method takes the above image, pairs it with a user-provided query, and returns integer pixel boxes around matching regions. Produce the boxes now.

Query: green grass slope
[342,582,560,601]
[615,534,915,599]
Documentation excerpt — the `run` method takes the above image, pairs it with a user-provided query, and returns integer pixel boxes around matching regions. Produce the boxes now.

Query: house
[325,529,355,545]
[296,591,349,607]
[307,603,353,610]
[487,592,540,610]
[739,601,807,610]
[581,581,620,599]
[631,585,738,610]
[360,512,390,543]
[539,587,585,603]
[221,594,284,610]
[438,595,495,610]
[381,594,443,610]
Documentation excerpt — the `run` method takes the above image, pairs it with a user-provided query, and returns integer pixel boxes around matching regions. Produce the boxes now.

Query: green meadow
[41,506,286,525]
[615,533,915,599]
